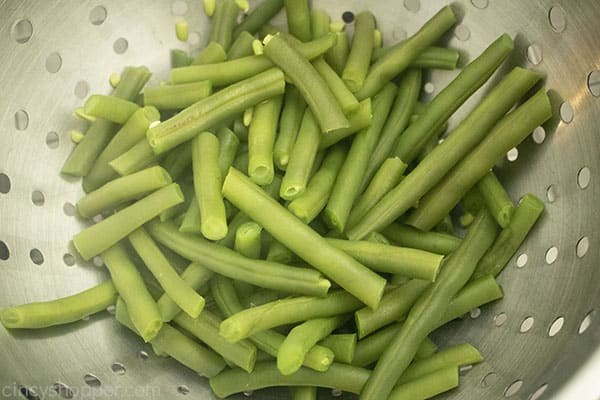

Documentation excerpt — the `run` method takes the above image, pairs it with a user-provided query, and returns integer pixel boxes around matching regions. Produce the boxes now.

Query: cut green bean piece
[324,83,396,232]
[0,280,117,329]
[415,337,438,360]
[83,95,140,124]
[347,67,544,240]
[233,0,284,37]
[355,6,457,100]
[161,143,192,182]
[62,66,152,177]
[291,387,317,400]
[342,11,375,92]
[318,333,357,364]
[362,70,421,189]
[274,86,307,170]
[389,366,458,400]
[235,221,263,259]
[382,224,461,255]
[266,239,294,264]
[233,117,249,142]
[208,0,240,51]
[179,196,202,234]
[77,166,172,218]
[157,262,214,321]
[174,310,256,372]
[217,126,240,179]
[103,243,162,342]
[348,157,407,229]
[191,41,228,65]
[109,138,160,176]
[288,143,347,224]
[220,290,363,342]
[227,31,256,59]
[477,171,516,228]
[311,9,330,40]
[325,31,350,75]
[463,186,485,214]
[280,108,321,199]
[147,220,331,297]
[318,97,372,149]
[359,211,497,400]
[232,150,249,175]
[193,131,228,240]
[171,49,192,68]
[394,35,514,166]
[148,68,285,154]
[144,81,212,110]
[284,0,311,42]
[129,227,205,319]
[436,214,454,235]
[365,231,390,245]
[223,168,386,309]
[83,106,160,192]
[73,183,183,260]
[263,34,350,134]
[116,299,225,377]
[277,315,346,375]
[313,57,360,114]
[407,90,552,231]
[327,239,443,281]
[248,95,283,185]
[472,194,545,280]
[373,45,460,71]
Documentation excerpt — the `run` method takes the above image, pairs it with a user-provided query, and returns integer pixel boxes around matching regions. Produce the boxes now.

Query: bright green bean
[365,231,390,245]
[284,0,311,42]
[73,183,183,260]
[342,11,375,92]
[325,31,350,75]
[389,366,458,400]
[227,31,256,59]
[109,138,160,176]
[170,49,192,68]
[311,9,330,40]
[179,196,201,234]
[235,221,263,259]
[347,67,544,240]
[477,171,516,228]
[191,41,228,65]
[216,126,240,180]
[274,86,307,170]
[248,95,283,185]
[222,168,386,309]
[148,68,285,154]
[355,6,457,100]
[83,95,140,124]
[382,223,461,255]
[208,0,240,51]
[0,281,117,329]
[415,337,438,360]
[373,46,460,71]
[318,97,372,149]
[103,243,162,342]
[233,0,284,37]
[318,333,356,364]
[144,81,212,110]
[313,56,360,114]
[440,274,504,325]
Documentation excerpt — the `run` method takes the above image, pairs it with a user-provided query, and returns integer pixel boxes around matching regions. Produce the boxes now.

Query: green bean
[147,220,331,297]
[284,0,311,42]
[354,280,430,339]
[161,143,192,181]
[394,36,514,167]
[215,127,240,180]
[415,337,438,360]
[317,98,372,149]
[263,34,349,134]
[348,157,407,229]
[311,9,330,40]
[77,166,172,218]
[274,86,307,170]
[359,210,497,400]
[266,239,294,264]
[440,274,504,325]
[83,95,140,124]
[179,196,202,234]
[318,333,356,364]
[436,214,454,235]
[109,139,160,176]
[191,41,228,65]
[83,106,160,192]
[406,90,551,231]
[227,31,256,60]
[73,184,183,260]
[62,66,152,177]
[277,315,346,375]
[0,280,117,329]
[258,23,282,38]
[235,221,263,259]
[219,290,363,342]
[325,31,350,75]
[170,49,192,68]
[157,262,214,321]
[324,83,396,232]
[143,81,212,111]
[352,323,420,367]
[192,131,228,240]
[243,288,282,309]
[347,67,544,240]
[361,70,421,190]
[280,109,321,199]
[342,11,375,92]
[248,95,283,185]
[116,298,226,377]
[313,57,360,114]
[373,46,460,70]
[477,171,515,228]
[232,150,249,174]
[222,168,386,309]
[389,366,458,400]
[472,194,545,280]
[463,186,485,214]
[365,231,390,245]
[327,239,443,282]
[103,243,162,342]
[148,68,285,154]
[233,0,284,38]
[382,223,461,255]
[208,0,240,51]
[174,310,257,372]
[288,143,347,224]
[233,117,249,142]
[291,387,317,400]
[354,6,457,100]
[129,227,205,319]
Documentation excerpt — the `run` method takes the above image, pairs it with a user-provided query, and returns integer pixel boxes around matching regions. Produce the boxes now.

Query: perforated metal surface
[0,1,599,399]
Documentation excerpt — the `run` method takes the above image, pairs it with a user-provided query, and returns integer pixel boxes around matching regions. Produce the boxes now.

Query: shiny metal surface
[0,0,599,399]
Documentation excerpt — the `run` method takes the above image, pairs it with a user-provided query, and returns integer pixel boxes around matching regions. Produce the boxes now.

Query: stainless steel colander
[1,0,599,399]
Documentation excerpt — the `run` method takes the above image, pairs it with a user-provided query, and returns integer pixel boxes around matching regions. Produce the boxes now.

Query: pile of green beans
[2,2,556,400]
